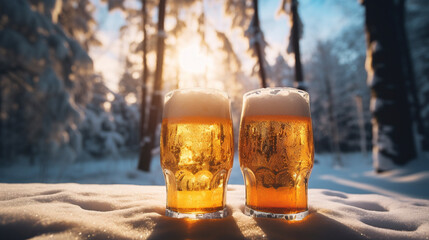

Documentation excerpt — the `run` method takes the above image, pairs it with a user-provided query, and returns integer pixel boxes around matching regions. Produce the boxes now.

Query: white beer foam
[163,88,231,118]
[242,88,311,117]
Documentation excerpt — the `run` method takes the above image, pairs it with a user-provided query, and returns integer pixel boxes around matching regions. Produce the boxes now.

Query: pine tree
[307,24,370,157]
[310,42,342,166]
[271,54,293,87]
[58,0,101,51]
[224,0,270,88]
[0,0,94,165]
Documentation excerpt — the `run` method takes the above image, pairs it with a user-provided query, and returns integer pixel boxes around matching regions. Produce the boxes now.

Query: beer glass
[160,88,234,219]
[239,87,314,220]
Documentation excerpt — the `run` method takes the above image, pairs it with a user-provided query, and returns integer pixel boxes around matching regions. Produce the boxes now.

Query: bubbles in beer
[161,88,233,214]
[239,88,314,215]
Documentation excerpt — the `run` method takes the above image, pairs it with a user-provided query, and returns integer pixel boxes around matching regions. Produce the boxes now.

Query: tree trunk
[324,76,342,166]
[252,0,267,88]
[355,95,368,157]
[396,0,425,152]
[362,0,416,172]
[290,0,305,91]
[138,0,167,171]
[175,10,180,89]
[0,87,4,164]
[138,0,149,166]
[175,62,180,89]
[199,4,209,88]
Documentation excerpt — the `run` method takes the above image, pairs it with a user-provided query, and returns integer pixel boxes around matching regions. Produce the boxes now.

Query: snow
[1,153,429,199]
[1,153,429,239]
[311,153,429,200]
[0,183,428,240]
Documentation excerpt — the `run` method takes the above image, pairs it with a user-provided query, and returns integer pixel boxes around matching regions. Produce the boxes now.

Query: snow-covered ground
[1,153,429,239]
[0,184,428,240]
[311,153,429,200]
[1,152,429,199]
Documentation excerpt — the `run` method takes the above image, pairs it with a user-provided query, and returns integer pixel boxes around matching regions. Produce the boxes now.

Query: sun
[178,44,208,75]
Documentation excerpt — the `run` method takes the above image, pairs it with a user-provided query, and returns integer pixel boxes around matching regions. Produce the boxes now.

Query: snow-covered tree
[246,0,268,87]
[223,0,269,88]
[0,0,94,165]
[333,26,370,153]
[306,24,370,160]
[270,53,293,87]
[57,0,101,51]
[80,79,117,157]
[308,41,342,166]
[80,78,137,158]
[278,0,305,90]
[111,94,139,152]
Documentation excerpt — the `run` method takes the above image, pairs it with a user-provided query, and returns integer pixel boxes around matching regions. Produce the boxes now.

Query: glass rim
[243,87,309,100]
[164,87,230,102]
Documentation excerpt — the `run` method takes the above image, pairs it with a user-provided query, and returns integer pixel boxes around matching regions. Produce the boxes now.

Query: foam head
[242,88,311,118]
[163,88,231,119]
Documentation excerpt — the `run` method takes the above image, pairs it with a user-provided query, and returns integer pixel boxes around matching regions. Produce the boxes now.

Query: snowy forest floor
[1,152,429,200]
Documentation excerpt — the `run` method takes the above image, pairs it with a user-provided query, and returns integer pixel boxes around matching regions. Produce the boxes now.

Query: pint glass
[160,88,234,219]
[239,88,314,220]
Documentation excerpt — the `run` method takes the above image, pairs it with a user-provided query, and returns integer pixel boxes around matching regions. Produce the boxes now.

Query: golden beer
[239,88,314,220]
[160,88,233,219]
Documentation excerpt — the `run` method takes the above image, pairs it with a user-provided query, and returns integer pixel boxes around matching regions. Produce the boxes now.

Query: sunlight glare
[106,92,115,101]
[103,102,111,112]
[125,93,137,104]
[132,72,140,79]
[178,44,208,75]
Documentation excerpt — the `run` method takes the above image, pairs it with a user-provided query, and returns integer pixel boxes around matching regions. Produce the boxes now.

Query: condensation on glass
[239,87,314,220]
[160,88,233,219]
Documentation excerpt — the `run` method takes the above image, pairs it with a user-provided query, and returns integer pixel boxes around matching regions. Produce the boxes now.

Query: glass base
[165,208,227,219]
[244,206,308,221]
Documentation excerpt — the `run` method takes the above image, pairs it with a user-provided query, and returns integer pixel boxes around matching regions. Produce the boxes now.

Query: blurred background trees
[1,0,428,174]
[0,0,94,167]
[407,0,429,150]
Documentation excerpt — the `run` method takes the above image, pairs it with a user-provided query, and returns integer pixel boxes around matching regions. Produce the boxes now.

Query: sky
[89,0,363,91]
